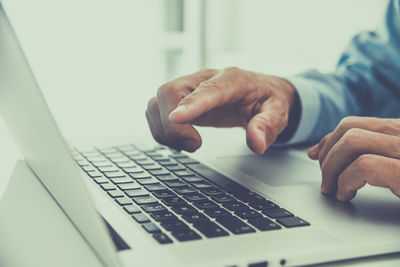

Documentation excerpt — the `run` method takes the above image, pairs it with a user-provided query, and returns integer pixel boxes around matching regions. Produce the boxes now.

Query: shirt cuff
[283,75,321,144]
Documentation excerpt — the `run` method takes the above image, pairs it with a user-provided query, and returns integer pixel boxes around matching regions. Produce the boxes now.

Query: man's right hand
[145,67,297,154]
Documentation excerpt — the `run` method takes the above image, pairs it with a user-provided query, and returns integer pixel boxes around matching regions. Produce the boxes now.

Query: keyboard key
[172,204,197,214]
[101,183,116,191]
[151,211,177,222]
[118,183,141,191]
[165,164,186,171]
[88,171,102,178]
[216,215,255,235]
[130,173,152,179]
[201,187,224,196]
[161,219,189,232]
[181,176,204,183]
[159,159,178,166]
[249,200,279,211]
[153,232,173,244]
[176,158,199,165]
[108,190,124,198]
[173,186,197,195]
[122,167,143,174]
[92,161,112,168]
[211,194,235,203]
[183,192,207,202]
[116,162,138,168]
[222,201,247,211]
[141,164,162,171]
[98,166,120,172]
[136,178,159,185]
[172,230,201,242]
[204,207,230,218]
[248,217,282,231]
[182,212,208,223]
[164,180,187,188]
[125,189,149,197]
[123,205,141,214]
[149,169,170,176]
[162,196,186,206]
[192,181,213,189]
[144,184,168,191]
[169,153,188,159]
[262,208,293,219]
[82,166,97,172]
[135,159,154,165]
[104,171,127,178]
[193,221,229,238]
[93,177,108,184]
[187,163,250,195]
[193,200,219,210]
[142,223,161,234]
[132,196,157,205]
[234,209,262,220]
[110,177,133,184]
[236,192,265,203]
[142,203,167,213]
[132,213,150,223]
[277,217,310,228]
[115,197,132,206]
[155,174,179,182]
[152,190,176,198]
[174,170,196,177]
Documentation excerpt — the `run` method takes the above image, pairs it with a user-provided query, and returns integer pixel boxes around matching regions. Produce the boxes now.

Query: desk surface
[1,127,400,267]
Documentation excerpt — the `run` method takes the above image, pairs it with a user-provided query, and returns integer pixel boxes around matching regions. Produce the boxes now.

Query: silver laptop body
[1,2,400,266]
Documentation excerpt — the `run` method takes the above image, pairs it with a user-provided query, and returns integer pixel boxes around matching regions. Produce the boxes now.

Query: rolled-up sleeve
[284,0,400,144]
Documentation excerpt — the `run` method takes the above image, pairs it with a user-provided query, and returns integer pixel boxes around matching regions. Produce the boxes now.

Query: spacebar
[186,163,250,195]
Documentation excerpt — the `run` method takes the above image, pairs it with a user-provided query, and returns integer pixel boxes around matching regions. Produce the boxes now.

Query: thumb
[246,98,288,155]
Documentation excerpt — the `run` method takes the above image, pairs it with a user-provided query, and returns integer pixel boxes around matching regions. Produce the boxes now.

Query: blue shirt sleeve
[285,0,400,144]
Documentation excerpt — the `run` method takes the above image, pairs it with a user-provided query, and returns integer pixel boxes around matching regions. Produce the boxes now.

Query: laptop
[1,2,400,266]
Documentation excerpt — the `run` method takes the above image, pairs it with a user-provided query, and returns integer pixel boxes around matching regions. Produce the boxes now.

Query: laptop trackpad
[218,149,321,187]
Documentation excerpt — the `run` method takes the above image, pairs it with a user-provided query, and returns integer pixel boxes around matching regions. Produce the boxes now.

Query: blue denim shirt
[286,0,400,144]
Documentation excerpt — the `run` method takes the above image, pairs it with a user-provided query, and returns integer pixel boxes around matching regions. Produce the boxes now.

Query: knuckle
[337,116,357,134]
[157,82,175,98]
[223,66,241,74]
[340,128,362,146]
[354,154,375,172]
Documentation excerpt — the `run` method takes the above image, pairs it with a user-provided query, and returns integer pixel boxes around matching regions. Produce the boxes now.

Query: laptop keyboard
[71,144,309,245]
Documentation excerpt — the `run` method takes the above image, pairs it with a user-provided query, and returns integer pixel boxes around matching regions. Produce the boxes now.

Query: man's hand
[307,116,400,201]
[146,67,296,154]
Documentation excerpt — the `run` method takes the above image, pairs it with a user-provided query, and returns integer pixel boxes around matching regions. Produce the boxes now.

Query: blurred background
[0,0,389,143]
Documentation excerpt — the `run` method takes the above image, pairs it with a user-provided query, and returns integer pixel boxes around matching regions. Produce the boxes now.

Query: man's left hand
[307,116,400,201]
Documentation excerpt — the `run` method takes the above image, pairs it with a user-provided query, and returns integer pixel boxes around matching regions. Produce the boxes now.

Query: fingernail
[257,127,267,153]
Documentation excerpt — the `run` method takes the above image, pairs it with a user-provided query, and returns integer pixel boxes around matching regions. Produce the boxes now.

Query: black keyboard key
[193,221,229,238]
[174,170,196,177]
[249,200,279,211]
[149,169,170,176]
[153,232,173,244]
[193,200,219,210]
[222,201,247,211]
[132,196,157,205]
[236,192,265,203]
[159,159,177,166]
[108,190,124,198]
[262,208,293,219]
[172,230,201,242]
[204,207,230,218]
[104,171,127,178]
[161,219,189,232]
[162,196,186,206]
[142,222,161,233]
[142,203,167,213]
[211,194,235,203]
[277,217,310,228]
[182,212,208,223]
[165,164,186,171]
[152,190,176,198]
[125,189,149,197]
[132,213,150,223]
[172,204,197,214]
[187,163,250,195]
[216,215,255,235]
[144,184,168,191]
[136,178,159,185]
[169,153,188,159]
[181,176,204,183]
[234,209,262,220]
[93,177,108,184]
[115,197,132,206]
[151,211,177,222]
[164,180,187,188]
[101,183,116,191]
[123,205,141,214]
[183,192,207,202]
[173,186,197,195]
[192,181,213,189]
[156,174,179,182]
[248,217,282,231]
[110,177,133,184]
[201,187,224,196]
[130,173,152,179]
[118,183,141,191]
[176,158,199,165]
